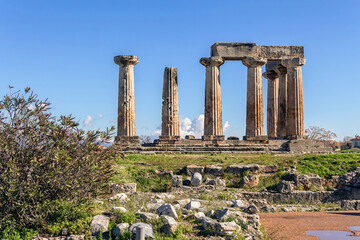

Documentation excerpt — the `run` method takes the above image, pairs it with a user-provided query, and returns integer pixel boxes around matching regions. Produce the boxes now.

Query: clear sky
[1,0,359,140]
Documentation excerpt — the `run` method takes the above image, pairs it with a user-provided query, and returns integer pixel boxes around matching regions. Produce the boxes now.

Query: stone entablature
[211,42,304,60]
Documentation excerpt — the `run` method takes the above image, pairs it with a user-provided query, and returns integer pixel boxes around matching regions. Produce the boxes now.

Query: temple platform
[113,139,333,154]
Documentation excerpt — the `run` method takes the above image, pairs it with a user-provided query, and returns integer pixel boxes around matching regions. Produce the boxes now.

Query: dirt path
[260,211,360,240]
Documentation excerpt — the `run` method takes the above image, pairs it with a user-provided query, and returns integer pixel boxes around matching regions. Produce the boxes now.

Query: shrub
[0,87,115,236]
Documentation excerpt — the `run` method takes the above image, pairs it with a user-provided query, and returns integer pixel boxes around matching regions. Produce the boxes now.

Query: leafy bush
[0,87,115,236]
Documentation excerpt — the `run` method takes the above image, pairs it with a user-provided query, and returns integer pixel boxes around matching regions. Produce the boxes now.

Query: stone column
[242,57,267,140]
[276,64,288,138]
[159,67,180,144]
[114,55,140,145]
[263,70,279,139]
[200,56,225,141]
[281,58,306,139]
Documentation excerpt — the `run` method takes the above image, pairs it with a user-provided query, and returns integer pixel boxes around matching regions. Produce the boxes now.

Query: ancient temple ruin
[113,43,330,153]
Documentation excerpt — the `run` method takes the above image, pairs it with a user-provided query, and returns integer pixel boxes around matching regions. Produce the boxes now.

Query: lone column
[159,67,180,144]
[200,56,225,141]
[263,70,279,139]
[276,64,288,138]
[281,58,306,139]
[242,57,267,140]
[114,55,140,145]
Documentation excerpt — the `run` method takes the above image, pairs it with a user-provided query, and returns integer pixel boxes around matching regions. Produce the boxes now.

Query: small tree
[0,87,115,234]
[305,126,337,141]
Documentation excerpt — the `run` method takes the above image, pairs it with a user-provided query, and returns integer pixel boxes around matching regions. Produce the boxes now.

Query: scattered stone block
[185,201,201,210]
[110,182,137,193]
[240,175,259,187]
[226,164,260,175]
[277,180,294,194]
[186,165,204,176]
[214,209,231,221]
[205,177,226,187]
[113,223,129,238]
[197,216,217,230]
[138,212,159,222]
[245,205,258,214]
[191,172,202,187]
[194,212,205,219]
[161,215,178,235]
[112,206,127,213]
[232,199,246,208]
[171,175,183,188]
[214,221,239,236]
[175,198,191,207]
[156,204,179,219]
[114,193,128,201]
[156,193,175,200]
[259,165,278,173]
[90,214,110,236]
[205,165,224,176]
[129,222,154,239]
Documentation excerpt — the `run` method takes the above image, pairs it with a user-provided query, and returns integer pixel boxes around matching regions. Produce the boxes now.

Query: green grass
[111,152,360,191]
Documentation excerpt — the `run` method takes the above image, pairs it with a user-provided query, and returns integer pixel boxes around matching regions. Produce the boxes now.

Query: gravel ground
[260,211,360,240]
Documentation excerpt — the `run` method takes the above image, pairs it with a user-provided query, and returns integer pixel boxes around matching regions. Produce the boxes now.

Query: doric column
[263,70,279,139]
[281,58,306,139]
[159,67,180,144]
[114,55,140,145]
[200,56,225,141]
[242,57,267,140]
[276,64,288,138]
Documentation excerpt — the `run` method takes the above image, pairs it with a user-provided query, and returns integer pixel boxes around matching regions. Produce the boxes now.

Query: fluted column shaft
[276,65,288,138]
[114,55,139,138]
[263,70,279,139]
[200,56,224,140]
[161,67,180,138]
[242,57,267,139]
[282,58,306,139]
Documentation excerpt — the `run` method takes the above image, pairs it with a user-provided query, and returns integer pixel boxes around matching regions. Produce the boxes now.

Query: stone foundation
[114,139,332,154]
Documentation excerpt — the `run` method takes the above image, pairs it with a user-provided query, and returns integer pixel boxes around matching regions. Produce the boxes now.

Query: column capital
[200,56,224,67]
[114,55,139,66]
[262,70,279,81]
[275,64,287,74]
[242,57,267,67]
[281,58,306,68]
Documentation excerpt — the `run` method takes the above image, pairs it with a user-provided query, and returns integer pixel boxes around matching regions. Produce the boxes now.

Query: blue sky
[0,0,359,140]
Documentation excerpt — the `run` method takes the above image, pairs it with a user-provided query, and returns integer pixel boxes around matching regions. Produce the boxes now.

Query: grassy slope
[111,152,360,192]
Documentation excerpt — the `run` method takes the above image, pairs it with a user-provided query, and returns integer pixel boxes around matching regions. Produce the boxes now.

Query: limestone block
[161,215,178,235]
[171,175,183,188]
[186,164,204,176]
[90,214,110,236]
[138,212,159,222]
[214,221,239,236]
[205,165,224,176]
[129,222,154,239]
[226,164,260,175]
[185,201,201,210]
[156,204,179,219]
[191,172,202,187]
[113,223,129,238]
[277,180,294,194]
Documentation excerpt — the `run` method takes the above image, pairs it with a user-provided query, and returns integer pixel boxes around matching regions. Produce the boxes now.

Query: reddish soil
[260,211,360,240]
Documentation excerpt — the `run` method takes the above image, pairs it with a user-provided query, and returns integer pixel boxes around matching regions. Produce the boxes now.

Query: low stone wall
[242,190,349,204]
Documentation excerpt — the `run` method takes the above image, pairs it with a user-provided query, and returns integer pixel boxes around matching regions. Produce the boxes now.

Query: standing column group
[200,56,225,141]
